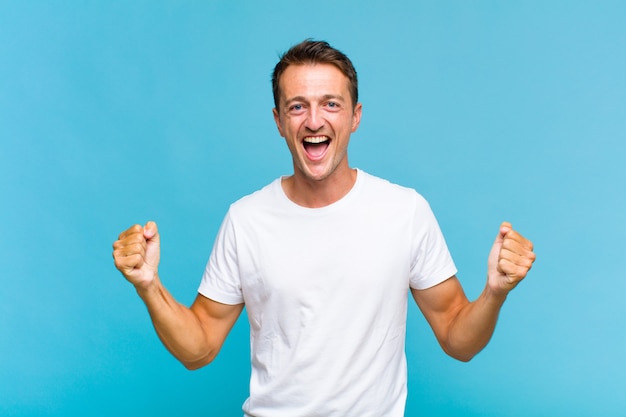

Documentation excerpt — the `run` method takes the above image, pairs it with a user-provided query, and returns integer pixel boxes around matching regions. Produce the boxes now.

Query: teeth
[303,136,329,144]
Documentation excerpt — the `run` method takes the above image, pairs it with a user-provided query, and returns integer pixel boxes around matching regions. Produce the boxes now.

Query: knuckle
[498,258,509,270]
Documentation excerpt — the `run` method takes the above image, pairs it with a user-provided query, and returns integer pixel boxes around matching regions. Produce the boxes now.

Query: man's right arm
[112,221,243,370]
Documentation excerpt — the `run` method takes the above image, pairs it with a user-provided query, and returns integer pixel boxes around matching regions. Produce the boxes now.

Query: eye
[288,103,305,114]
[325,101,341,111]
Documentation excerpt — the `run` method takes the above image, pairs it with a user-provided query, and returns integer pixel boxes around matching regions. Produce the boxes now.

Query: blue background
[1,1,625,416]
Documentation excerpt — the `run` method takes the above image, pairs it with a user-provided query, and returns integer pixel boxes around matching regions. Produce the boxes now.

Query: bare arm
[412,222,535,362]
[112,221,243,369]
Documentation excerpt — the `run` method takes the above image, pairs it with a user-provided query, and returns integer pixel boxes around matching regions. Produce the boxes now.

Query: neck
[282,166,357,208]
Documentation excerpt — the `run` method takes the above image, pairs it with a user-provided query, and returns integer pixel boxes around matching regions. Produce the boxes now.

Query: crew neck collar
[276,168,365,213]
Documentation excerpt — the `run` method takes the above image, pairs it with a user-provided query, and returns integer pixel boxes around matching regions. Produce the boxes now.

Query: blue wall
[1,1,625,416]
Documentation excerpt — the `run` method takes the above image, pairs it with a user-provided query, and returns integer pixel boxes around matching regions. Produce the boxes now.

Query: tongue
[304,142,329,158]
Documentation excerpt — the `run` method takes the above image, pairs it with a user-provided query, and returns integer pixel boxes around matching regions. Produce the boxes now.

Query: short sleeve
[408,195,457,290]
[198,210,245,305]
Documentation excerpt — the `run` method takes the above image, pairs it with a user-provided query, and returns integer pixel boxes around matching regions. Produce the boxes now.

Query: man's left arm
[411,222,536,362]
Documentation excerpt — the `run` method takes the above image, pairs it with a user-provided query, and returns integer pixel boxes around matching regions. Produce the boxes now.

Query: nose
[304,107,324,132]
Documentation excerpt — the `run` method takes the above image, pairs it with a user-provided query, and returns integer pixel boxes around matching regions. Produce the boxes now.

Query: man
[113,40,535,416]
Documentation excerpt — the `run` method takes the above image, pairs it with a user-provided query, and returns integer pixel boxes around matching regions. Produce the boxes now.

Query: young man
[113,40,536,416]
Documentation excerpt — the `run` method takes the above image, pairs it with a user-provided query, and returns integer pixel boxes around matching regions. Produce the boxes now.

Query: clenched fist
[487,222,536,295]
[112,221,160,289]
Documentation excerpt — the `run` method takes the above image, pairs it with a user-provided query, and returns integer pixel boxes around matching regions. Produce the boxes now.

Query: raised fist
[112,221,160,289]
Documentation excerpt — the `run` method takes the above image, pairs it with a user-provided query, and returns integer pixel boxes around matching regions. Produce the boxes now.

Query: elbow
[179,349,218,371]
[442,343,481,363]
[449,352,476,363]
[182,360,205,371]
[183,362,205,371]
[181,356,213,371]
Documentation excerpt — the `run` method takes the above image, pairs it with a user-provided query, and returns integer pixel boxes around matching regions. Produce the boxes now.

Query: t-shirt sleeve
[198,210,245,305]
[409,194,457,290]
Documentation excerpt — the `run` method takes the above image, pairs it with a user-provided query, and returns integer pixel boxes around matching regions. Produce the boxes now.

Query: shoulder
[229,178,282,213]
[223,178,289,229]
[358,170,430,208]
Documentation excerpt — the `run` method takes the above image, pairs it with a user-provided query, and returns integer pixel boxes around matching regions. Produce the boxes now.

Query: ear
[351,102,362,133]
[273,108,285,138]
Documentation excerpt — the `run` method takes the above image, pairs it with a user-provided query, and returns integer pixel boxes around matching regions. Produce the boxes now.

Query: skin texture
[272,64,362,208]
[112,63,536,368]
[412,222,535,361]
[112,222,243,369]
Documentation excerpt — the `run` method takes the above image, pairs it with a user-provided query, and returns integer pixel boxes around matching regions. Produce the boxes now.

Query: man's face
[273,64,362,183]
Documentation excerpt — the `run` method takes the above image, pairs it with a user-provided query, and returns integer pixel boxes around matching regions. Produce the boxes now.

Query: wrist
[482,283,509,306]
[134,272,161,300]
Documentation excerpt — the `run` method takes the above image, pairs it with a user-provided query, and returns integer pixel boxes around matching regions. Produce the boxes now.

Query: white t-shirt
[199,169,457,417]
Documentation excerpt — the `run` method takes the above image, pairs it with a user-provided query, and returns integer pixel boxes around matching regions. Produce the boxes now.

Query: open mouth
[303,136,331,159]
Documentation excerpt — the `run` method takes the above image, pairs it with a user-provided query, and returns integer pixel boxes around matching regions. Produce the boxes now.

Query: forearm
[416,223,535,362]
[444,286,507,362]
[135,276,214,369]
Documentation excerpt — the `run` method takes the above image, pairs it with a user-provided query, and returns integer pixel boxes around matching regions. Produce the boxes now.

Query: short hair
[272,39,359,110]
